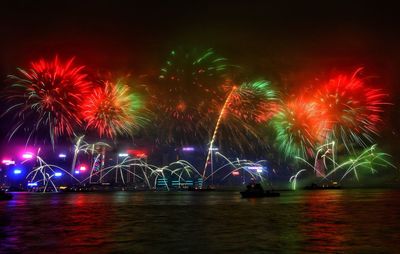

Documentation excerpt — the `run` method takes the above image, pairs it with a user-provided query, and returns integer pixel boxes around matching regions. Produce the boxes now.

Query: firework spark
[151,47,230,145]
[227,80,279,123]
[203,86,237,178]
[216,79,279,151]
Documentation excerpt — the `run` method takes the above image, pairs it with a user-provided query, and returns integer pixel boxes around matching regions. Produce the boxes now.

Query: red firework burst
[6,56,91,143]
[314,68,388,146]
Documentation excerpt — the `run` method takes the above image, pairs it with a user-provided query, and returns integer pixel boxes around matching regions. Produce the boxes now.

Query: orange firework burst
[271,98,329,158]
[82,80,145,138]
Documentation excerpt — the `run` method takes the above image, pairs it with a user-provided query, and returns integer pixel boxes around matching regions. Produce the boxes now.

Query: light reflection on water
[1,189,400,253]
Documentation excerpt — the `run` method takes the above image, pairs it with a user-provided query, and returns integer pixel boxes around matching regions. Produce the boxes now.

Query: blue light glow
[182,147,195,151]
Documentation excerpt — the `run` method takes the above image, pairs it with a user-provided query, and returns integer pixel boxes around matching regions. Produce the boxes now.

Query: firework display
[0,51,395,190]
[3,4,400,254]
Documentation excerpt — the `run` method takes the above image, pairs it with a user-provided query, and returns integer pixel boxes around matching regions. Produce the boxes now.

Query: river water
[1,189,400,253]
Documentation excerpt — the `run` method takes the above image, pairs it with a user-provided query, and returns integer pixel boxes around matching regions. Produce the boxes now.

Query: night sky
[1,0,399,165]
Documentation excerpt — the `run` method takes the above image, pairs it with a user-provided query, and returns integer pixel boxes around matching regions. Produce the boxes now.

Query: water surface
[1,189,400,253]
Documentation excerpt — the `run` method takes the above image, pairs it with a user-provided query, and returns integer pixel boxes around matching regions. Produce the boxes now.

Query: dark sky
[1,0,399,160]
[1,1,399,73]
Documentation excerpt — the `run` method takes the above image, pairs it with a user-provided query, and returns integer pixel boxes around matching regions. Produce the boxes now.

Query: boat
[0,190,13,201]
[240,183,280,198]
[304,182,341,190]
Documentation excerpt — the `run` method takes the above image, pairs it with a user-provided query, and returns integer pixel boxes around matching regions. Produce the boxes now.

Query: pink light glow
[2,159,15,165]
[22,153,33,159]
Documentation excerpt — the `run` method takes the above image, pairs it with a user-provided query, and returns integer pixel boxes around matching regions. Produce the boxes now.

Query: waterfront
[1,189,400,253]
